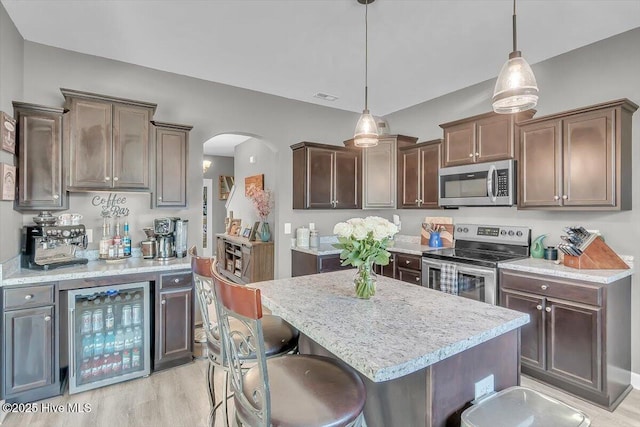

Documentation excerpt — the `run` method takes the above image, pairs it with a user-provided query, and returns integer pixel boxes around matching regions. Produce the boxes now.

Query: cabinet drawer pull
[541,284,548,290]
[161,299,166,305]
[406,260,410,264]
[536,305,542,311]
[174,278,180,283]
[415,276,420,282]
[44,316,52,322]
[24,294,33,300]
[545,307,551,312]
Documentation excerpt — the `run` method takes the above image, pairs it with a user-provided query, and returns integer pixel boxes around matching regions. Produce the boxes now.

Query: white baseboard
[632,372,640,390]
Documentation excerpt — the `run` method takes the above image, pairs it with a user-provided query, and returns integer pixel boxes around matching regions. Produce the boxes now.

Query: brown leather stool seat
[207,315,298,358]
[237,354,366,427]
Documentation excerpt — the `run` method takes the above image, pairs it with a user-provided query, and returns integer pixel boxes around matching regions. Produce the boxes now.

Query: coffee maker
[22,224,89,270]
[154,217,176,260]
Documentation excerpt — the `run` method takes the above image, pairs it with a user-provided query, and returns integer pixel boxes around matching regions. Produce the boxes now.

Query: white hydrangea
[352,223,368,240]
[333,222,353,238]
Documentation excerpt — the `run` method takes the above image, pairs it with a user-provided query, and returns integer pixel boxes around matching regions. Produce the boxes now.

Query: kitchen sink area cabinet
[1,283,59,403]
[397,139,441,209]
[152,121,192,207]
[395,253,422,285]
[344,135,417,209]
[62,89,157,191]
[154,271,194,371]
[12,102,67,211]
[500,269,631,410]
[440,110,535,167]
[291,142,361,209]
[517,99,637,210]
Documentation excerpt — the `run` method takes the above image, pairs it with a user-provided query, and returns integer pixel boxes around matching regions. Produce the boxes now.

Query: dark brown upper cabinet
[397,139,442,209]
[152,121,192,208]
[61,89,156,191]
[344,135,417,209]
[517,99,637,210]
[291,142,361,209]
[12,102,67,211]
[440,110,535,167]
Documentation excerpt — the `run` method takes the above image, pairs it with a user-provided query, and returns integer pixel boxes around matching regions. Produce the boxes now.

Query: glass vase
[354,261,376,299]
[260,222,271,242]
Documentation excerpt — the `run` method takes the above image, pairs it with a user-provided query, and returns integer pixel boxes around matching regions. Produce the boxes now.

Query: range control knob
[463,227,469,233]
[516,231,523,237]
[457,227,463,233]
[500,230,507,236]
[508,230,515,236]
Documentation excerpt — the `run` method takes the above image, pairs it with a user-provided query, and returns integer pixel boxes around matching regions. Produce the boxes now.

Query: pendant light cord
[364,0,369,112]
[512,0,517,52]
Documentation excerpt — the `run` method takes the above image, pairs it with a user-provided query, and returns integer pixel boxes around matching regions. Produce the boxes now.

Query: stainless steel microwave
[438,159,516,207]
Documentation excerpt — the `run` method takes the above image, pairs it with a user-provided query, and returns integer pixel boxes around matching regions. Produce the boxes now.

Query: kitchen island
[252,270,530,427]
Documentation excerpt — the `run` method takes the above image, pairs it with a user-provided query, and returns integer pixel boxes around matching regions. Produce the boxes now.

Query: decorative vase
[260,222,271,242]
[354,261,376,299]
[429,231,442,248]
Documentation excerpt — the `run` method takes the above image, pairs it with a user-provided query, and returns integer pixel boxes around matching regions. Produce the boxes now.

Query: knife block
[563,237,629,269]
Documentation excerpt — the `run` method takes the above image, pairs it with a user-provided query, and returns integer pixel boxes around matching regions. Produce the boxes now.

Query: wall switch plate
[284,223,291,234]
[86,229,93,243]
[474,374,494,401]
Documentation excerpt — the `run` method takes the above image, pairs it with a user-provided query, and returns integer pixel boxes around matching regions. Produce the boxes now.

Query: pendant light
[492,0,539,114]
[353,0,379,147]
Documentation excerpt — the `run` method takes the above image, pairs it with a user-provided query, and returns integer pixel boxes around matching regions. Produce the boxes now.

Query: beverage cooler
[66,282,150,394]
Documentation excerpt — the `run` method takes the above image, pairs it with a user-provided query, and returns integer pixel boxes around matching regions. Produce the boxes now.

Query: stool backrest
[191,254,223,365]
[211,267,271,427]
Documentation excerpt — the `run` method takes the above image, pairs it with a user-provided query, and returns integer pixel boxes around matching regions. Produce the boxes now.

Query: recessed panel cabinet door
[546,298,602,391]
[334,149,360,209]
[398,147,420,208]
[363,139,395,208]
[563,109,614,207]
[69,99,112,189]
[113,105,150,189]
[501,289,545,370]
[4,307,54,396]
[518,120,563,207]
[157,289,192,362]
[443,121,475,167]
[420,143,441,208]
[307,147,334,208]
[155,128,187,206]
[476,114,513,162]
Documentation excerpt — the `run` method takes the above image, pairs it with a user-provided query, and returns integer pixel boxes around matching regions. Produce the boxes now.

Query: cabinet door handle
[53,194,59,200]
[415,199,419,203]
[475,152,479,156]
[24,294,33,300]
[554,195,560,201]
[44,315,52,322]
[105,176,111,181]
[536,305,542,311]
[468,153,473,157]
[113,177,119,182]
[158,196,162,201]
[161,299,166,305]
[545,307,551,312]
[562,195,568,200]
[541,284,548,290]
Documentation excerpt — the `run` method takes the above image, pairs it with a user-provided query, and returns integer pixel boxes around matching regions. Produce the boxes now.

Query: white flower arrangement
[333,216,399,267]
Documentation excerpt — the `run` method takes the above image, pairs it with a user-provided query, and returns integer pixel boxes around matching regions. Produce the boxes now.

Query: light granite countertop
[251,270,529,382]
[292,234,435,257]
[498,257,634,284]
[1,257,191,287]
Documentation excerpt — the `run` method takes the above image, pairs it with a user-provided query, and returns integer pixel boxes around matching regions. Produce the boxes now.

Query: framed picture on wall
[244,174,264,196]
[0,112,16,155]
[0,163,16,201]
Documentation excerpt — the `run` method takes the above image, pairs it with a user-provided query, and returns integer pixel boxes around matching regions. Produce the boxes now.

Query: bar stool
[191,253,298,427]
[211,267,367,427]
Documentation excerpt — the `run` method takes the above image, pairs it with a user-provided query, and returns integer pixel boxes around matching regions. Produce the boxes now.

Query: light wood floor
[2,359,639,427]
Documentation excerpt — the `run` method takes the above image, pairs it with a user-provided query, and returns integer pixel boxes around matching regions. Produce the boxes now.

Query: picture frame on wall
[244,174,264,196]
[0,112,16,155]
[0,163,16,201]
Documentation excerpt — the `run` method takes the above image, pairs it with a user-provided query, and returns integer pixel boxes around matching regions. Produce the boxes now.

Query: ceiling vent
[313,92,338,101]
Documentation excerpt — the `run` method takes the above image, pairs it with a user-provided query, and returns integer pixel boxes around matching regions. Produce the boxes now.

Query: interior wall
[0,2,23,263]
[203,154,234,235]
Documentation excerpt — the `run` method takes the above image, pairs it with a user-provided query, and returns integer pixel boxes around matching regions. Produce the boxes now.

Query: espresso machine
[22,224,89,270]
[151,217,189,260]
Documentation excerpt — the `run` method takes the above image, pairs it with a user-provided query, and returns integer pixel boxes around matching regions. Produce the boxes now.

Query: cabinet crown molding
[60,88,157,113]
[516,98,638,126]
[151,121,193,131]
[439,109,536,129]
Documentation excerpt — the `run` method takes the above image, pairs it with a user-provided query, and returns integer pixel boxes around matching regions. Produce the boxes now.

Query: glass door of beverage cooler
[67,282,150,394]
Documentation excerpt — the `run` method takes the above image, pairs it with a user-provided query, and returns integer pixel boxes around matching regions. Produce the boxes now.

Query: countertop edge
[498,259,634,284]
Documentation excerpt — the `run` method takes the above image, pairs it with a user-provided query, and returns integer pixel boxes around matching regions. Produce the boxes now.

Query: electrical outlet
[284,223,291,235]
[474,374,494,400]
[86,229,93,243]
[309,222,315,231]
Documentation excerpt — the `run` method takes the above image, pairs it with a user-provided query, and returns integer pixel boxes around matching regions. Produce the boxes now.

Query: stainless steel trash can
[461,386,591,427]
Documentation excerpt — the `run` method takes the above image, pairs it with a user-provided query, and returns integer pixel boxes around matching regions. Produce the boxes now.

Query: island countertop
[252,270,529,382]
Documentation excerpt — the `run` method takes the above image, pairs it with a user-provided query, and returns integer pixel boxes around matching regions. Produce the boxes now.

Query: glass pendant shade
[492,52,538,113]
[354,110,379,147]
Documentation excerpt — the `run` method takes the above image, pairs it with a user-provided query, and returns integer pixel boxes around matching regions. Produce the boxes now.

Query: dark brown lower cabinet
[154,272,194,371]
[291,250,353,277]
[373,252,422,285]
[374,253,395,278]
[500,270,630,410]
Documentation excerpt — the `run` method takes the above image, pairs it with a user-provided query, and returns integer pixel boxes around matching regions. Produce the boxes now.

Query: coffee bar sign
[92,193,130,217]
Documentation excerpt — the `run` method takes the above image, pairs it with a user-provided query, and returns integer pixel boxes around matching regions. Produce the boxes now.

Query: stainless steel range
[421,224,530,304]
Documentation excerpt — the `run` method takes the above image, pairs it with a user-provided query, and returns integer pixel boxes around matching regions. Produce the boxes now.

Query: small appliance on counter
[140,227,157,259]
[21,222,89,270]
[152,217,188,260]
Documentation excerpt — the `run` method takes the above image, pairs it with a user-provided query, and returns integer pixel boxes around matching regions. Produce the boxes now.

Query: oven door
[421,258,497,304]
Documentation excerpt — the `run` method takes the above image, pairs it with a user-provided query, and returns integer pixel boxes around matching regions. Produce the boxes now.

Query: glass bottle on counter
[113,220,122,257]
[123,220,131,257]
[99,217,112,259]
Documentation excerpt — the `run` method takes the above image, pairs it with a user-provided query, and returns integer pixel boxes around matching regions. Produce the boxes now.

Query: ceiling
[3,0,639,118]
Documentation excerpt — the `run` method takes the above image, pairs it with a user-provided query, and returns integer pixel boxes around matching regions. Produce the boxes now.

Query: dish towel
[440,263,458,295]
